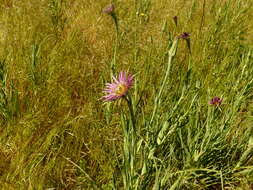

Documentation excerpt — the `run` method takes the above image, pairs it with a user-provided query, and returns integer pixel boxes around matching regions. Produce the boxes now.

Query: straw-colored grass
[0,0,252,189]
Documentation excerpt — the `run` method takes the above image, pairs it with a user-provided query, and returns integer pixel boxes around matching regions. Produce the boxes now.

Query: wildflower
[209,96,223,106]
[102,71,134,101]
[173,16,178,26]
[178,32,190,39]
[102,4,115,15]
[178,32,191,53]
[102,3,118,33]
[140,13,146,17]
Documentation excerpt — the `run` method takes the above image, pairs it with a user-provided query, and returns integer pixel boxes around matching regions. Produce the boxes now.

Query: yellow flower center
[115,84,127,96]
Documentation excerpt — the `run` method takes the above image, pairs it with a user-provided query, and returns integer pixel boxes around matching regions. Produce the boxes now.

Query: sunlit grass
[0,0,252,189]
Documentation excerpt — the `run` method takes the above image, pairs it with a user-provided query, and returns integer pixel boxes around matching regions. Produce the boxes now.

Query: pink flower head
[102,71,134,101]
[209,96,222,106]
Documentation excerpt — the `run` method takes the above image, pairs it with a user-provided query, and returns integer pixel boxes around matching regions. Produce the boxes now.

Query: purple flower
[209,96,223,106]
[178,32,190,39]
[102,4,115,14]
[102,71,134,101]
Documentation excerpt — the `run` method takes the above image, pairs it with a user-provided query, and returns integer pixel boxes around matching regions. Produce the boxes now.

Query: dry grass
[0,0,252,189]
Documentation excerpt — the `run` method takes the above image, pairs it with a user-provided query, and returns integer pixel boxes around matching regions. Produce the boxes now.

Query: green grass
[0,0,253,189]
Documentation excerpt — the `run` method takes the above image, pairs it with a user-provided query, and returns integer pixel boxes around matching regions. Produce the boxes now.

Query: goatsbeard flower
[102,71,134,101]
[102,4,115,15]
[178,32,191,53]
[178,32,190,39]
[209,96,223,106]
[173,16,178,26]
[102,3,118,32]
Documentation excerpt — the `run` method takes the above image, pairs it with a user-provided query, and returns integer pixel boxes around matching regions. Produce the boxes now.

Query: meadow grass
[0,0,253,189]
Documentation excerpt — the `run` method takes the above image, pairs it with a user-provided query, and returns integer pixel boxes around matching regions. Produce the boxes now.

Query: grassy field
[0,0,253,189]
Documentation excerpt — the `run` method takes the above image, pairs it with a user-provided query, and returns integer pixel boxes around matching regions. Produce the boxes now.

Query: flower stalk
[149,38,178,128]
[102,72,137,189]
[103,4,119,76]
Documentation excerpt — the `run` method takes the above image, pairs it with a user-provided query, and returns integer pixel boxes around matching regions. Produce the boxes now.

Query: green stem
[125,95,136,130]
[149,39,178,127]
[123,95,137,190]
[111,13,119,76]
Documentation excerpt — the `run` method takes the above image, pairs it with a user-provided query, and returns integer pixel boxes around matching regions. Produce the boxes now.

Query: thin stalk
[125,95,136,130]
[199,0,206,33]
[111,13,119,76]
[149,39,178,127]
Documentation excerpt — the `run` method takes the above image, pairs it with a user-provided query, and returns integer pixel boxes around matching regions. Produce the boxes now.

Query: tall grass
[0,0,252,189]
